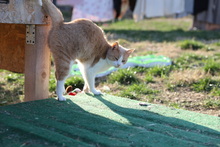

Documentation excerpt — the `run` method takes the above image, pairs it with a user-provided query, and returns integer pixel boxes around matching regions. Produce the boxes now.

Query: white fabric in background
[184,0,194,14]
[133,0,185,21]
[164,0,185,16]
[145,0,164,18]
[176,0,194,18]
[133,0,147,22]
[58,0,114,22]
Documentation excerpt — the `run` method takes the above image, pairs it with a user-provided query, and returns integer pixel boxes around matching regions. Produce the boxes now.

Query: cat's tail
[41,0,64,27]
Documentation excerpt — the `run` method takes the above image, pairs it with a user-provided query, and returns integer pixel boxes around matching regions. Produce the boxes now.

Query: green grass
[103,18,190,31]
[145,74,154,83]
[179,40,217,51]
[173,54,207,69]
[213,41,220,46]
[65,77,84,89]
[203,99,220,109]
[108,68,139,85]
[49,76,84,93]
[117,84,159,100]
[192,78,220,93]
[204,59,220,75]
[169,102,182,109]
[6,73,23,83]
[49,78,56,92]
[146,66,171,77]
[167,81,191,92]
[102,18,220,42]
[0,71,24,105]
[118,39,130,46]
[130,67,149,73]
[211,88,220,96]
[179,40,205,50]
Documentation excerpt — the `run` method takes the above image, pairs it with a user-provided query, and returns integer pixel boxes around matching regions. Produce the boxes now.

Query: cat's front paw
[92,90,102,95]
[83,87,89,93]
[58,96,66,101]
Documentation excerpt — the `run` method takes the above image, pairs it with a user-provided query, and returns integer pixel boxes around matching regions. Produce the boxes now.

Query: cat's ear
[112,42,119,50]
[126,49,135,56]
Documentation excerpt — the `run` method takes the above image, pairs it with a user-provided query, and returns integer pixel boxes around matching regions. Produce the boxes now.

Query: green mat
[71,55,172,77]
[0,94,219,147]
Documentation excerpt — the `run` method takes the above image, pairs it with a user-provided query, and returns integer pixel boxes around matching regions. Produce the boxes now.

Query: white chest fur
[89,58,112,74]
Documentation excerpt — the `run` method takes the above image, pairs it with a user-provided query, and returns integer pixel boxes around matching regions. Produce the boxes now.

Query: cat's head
[107,42,135,68]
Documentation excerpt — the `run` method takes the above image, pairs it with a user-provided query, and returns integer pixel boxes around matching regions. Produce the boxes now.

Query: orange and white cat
[40,0,134,101]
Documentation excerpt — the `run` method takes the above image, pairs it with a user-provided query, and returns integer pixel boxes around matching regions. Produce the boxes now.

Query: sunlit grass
[1,17,220,116]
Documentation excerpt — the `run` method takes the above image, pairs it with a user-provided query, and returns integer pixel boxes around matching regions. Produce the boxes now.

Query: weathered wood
[0,0,51,101]
[193,18,220,30]
[0,23,25,73]
[0,0,47,24]
[24,24,51,102]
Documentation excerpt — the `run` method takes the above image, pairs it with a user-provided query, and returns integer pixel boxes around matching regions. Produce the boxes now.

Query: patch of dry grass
[168,69,209,86]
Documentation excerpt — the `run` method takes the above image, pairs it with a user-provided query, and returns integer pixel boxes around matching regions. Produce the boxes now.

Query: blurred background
[56,0,220,30]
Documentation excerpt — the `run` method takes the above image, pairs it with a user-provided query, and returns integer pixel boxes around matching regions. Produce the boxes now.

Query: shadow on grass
[0,83,22,106]
[104,29,220,42]
[0,95,219,146]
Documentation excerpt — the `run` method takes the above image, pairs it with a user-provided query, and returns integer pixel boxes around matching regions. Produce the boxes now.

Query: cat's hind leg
[56,79,66,101]
[54,58,72,101]
[78,67,90,94]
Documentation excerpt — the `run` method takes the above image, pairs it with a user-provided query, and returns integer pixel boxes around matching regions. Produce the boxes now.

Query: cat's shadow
[52,94,220,146]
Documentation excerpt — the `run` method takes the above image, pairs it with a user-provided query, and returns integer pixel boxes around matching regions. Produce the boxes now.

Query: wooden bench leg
[24,24,51,102]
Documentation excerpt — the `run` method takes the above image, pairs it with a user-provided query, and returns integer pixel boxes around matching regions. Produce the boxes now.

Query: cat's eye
[122,60,125,63]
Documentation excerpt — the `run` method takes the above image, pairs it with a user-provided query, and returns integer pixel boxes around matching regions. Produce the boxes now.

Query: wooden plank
[0,23,25,73]
[24,24,51,102]
[0,0,48,24]
[192,18,220,30]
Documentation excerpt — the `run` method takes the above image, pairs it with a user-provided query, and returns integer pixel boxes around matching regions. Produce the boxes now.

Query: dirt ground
[97,39,220,117]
